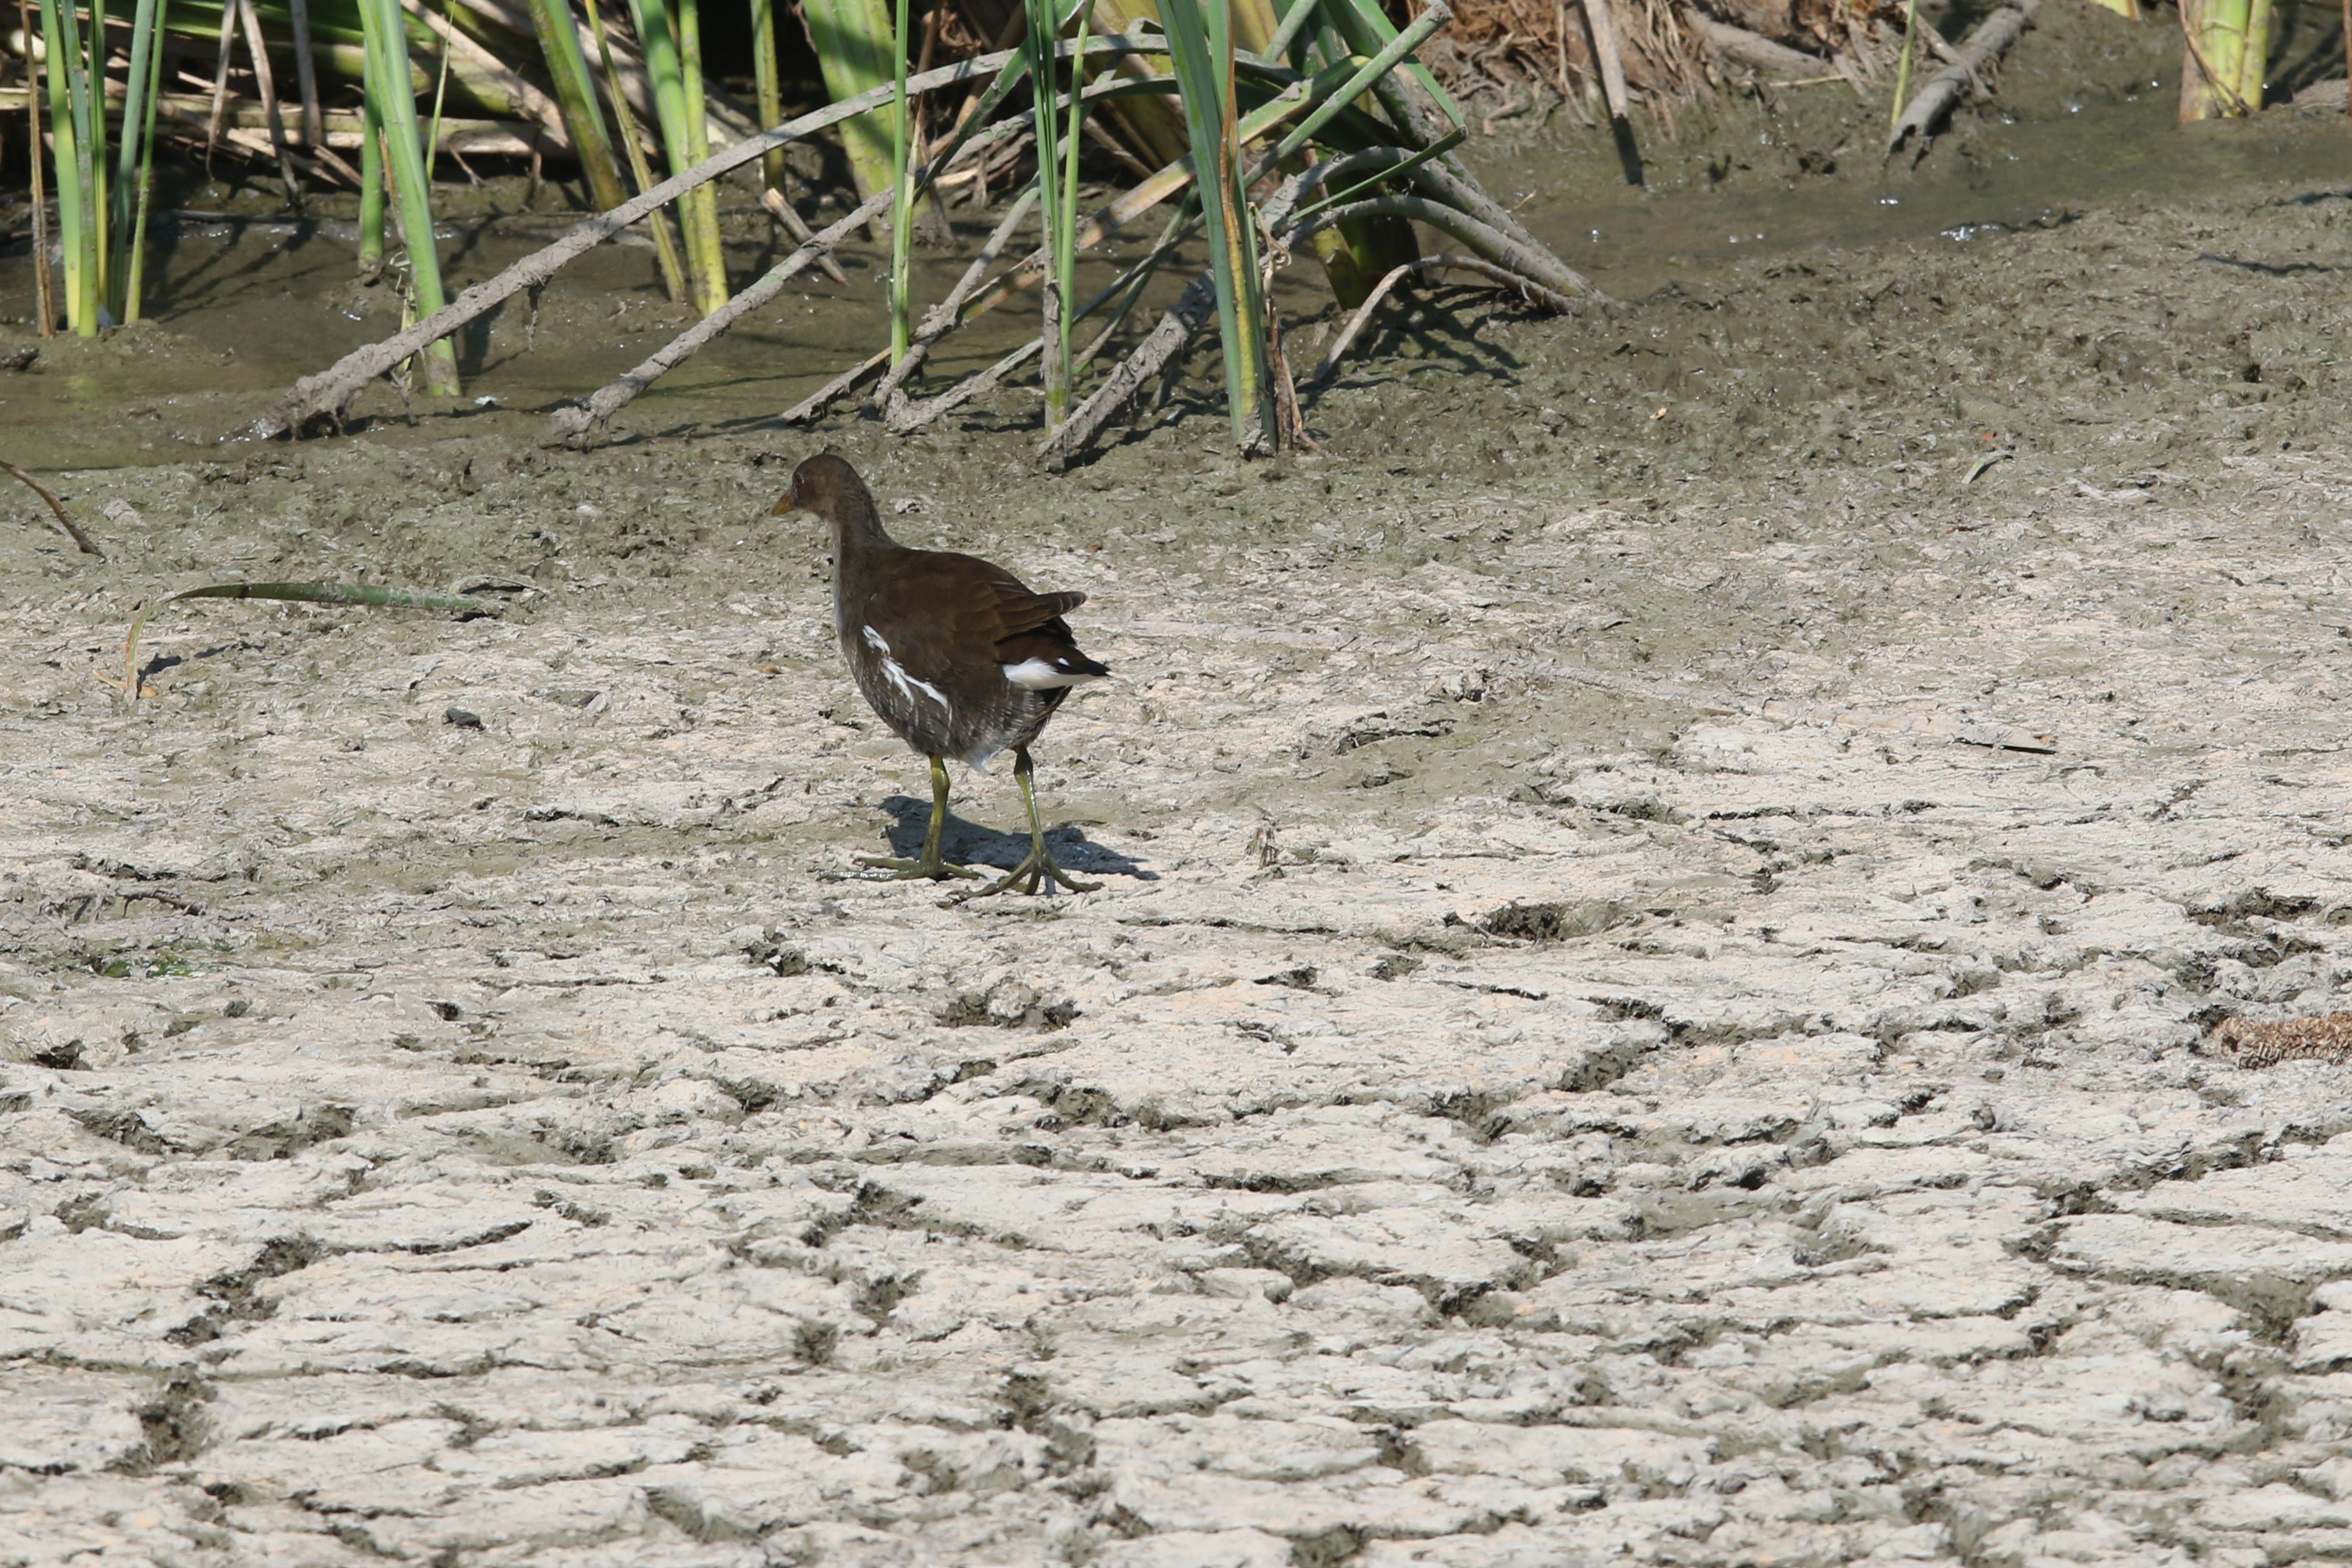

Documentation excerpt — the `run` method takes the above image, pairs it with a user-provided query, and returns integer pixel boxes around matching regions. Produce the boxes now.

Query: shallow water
[2,0,2347,470]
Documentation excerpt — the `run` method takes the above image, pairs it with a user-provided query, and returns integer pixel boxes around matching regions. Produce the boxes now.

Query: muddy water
[2,0,2347,471]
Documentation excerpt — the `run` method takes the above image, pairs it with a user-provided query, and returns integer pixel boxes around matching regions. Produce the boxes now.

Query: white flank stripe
[861,625,890,654]
[1002,657,1104,690]
[880,656,953,721]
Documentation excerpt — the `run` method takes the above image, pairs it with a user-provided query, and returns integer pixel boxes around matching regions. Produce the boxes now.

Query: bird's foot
[856,854,982,882]
[962,843,1101,899]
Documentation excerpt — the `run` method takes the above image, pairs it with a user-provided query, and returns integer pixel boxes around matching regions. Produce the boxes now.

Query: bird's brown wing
[858,551,1089,685]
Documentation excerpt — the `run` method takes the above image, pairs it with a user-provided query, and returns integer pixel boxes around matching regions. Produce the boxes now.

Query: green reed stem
[359,88,387,276]
[627,0,725,312]
[527,0,632,212]
[888,0,912,364]
[751,0,785,191]
[677,0,727,311]
[587,0,692,303]
[124,0,170,321]
[360,0,460,392]
[1160,0,1270,451]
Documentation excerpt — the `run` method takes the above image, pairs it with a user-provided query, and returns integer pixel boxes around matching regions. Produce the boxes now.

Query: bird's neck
[830,509,904,636]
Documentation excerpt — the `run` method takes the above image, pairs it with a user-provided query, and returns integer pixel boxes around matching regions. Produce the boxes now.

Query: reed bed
[3,0,2173,451]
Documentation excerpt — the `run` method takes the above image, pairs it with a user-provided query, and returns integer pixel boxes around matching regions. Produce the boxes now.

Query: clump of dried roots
[2203,1013,2352,1068]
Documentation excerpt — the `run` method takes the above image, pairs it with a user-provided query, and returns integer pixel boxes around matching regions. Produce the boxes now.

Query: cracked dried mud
[8,38,2352,1568]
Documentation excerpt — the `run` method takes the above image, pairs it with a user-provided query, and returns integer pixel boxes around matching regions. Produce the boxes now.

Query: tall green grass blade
[110,0,163,306]
[751,0,785,191]
[86,0,112,311]
[359,85,387,275]
[1316,0,1462,129]
[586,0,693,304]
[359,0,460,392]
[888,0,912,364]
[676,0,728,313]
[124,0,170,321]
[1017,0,1094,430]
[1260,0,1450,168]
[1054,1,1087,415]
[626,0,725,311]
[801,0,900,214]
[1159,0,1269,451]
[41,0,102,333]
[1263,0,1317,67]
[526,0,631,212]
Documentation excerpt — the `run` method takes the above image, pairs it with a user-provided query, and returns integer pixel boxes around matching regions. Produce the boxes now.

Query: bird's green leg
[860,755,980,881]
[970,747,1100,897]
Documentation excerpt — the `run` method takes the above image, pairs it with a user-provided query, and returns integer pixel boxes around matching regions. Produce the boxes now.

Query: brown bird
[773,454,1109,895]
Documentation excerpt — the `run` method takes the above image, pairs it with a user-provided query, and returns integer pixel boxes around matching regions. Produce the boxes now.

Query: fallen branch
[546,186,893,443]
[1886,0,2041,158]
[1302,254,1576,391]
[781,348,892,427]
[873,183,1040,409]
[759,187,851,284]
[1684,13,1833,76]
[1286,194,1597,305]
[1,459,103,557]
[888,337,1043,434]
[1037,272,1218,470]
[247,37,1153,439]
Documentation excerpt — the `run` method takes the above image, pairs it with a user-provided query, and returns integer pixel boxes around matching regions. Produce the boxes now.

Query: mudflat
[6,14,2352,1562]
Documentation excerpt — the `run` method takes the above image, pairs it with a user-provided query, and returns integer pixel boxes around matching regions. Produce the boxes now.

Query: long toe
[1041,855,1101,894]
[858,855,982,882]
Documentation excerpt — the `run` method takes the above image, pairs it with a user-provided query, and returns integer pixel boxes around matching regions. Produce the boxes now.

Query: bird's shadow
[875,796,1158,881]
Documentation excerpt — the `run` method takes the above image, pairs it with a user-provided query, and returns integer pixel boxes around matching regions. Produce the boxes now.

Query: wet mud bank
[7,10,2352,1565]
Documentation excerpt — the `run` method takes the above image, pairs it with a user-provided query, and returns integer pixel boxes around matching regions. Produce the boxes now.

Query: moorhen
[773,454,1109,895]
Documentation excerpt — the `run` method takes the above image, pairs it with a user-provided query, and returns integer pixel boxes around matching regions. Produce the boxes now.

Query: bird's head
[771,453,869,523]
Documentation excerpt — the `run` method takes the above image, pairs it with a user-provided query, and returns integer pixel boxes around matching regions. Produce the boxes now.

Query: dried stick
[1037,271,1217,470]
[873,182,1039,408]
[1683,14,1832,76]
[1,459,104,557]
[547,184,894,442]
[781,348,891,426]
[888,336,1042,433]
[1285,193,1597,305]
[19,0,55,336]
[250,41,1142,438]
[205,0,239,166]
[760,186,851,283]
[1581,0,1642,184]
[1887,0,2043,157]
[289,0,324,152]
[399,0,573,147]
[237,0,306,205]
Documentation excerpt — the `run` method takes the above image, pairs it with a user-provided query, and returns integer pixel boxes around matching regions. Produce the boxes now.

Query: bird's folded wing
[863,555,1087,679]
